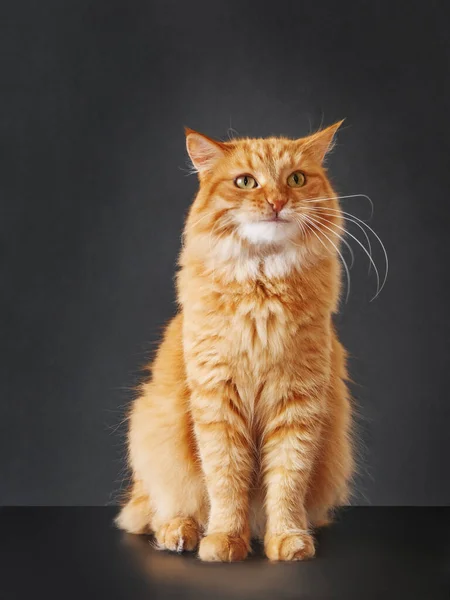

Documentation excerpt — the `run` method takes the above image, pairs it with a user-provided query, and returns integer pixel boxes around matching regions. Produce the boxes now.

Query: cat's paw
[198,533,249,562]
[265,532,315,561]
[155,517,200,552]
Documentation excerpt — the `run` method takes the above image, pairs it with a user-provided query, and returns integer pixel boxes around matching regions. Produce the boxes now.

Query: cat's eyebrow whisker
[311,206,373,275]
[306,212,381,301]
[295,215,351,303]
[306,205,388,297]
[302,193,374,218]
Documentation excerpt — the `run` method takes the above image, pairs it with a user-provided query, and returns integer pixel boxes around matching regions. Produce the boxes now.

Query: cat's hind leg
[117,386,207,551]
[116,315,208,552]
[116,381,207,552]
[117,480,203,552]
[115,479,153,534]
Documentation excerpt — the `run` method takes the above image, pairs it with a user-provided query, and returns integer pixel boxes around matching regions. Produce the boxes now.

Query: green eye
[235,175,258,189]
[287,171,306,188]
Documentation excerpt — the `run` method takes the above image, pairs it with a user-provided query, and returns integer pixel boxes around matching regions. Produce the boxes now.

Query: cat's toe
[155,517,200,552]
[265,532,315,561]
[198,533,249,562]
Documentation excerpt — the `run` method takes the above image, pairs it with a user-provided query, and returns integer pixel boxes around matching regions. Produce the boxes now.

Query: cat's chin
[238,220,298,246]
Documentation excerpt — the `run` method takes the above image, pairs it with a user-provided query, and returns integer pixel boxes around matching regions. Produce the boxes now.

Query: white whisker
[289,217,308,248]
[178,162,198,177]
[304,205,388,297]
[311,206,373,275]
[296,214,351,303]
[327,222,355,268]
[302,193,374,218]
[306,212,381,300]
[301,213,355,268]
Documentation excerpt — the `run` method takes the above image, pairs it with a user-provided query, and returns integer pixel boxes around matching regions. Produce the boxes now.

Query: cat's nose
[267,198,287,213]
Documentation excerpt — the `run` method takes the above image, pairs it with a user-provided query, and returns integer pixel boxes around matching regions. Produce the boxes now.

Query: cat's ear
[301,120,345,163]
[185,128,227,174]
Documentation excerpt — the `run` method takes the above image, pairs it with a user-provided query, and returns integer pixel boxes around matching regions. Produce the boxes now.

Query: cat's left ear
[185,128,228,174]
[300,120,345,163]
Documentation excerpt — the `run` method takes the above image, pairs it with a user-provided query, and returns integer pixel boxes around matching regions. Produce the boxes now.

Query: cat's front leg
[262,388,325,561]
[190,380,253,562]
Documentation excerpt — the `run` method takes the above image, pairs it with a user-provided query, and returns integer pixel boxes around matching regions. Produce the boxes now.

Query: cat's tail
[115,478,153,534]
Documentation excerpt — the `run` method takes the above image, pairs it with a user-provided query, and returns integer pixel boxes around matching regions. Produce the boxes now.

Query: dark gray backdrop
[2,0,449,505]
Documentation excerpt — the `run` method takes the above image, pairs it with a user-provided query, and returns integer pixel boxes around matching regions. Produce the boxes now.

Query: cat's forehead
[229,137,304,175]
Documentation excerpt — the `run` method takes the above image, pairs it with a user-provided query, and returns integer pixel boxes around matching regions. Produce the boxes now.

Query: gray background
[2,0,449,506]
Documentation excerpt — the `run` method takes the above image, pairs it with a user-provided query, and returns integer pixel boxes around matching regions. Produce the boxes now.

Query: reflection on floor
[1,507,449,599]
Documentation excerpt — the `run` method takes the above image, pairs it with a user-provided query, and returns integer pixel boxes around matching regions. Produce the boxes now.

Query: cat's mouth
[259,216,290,223]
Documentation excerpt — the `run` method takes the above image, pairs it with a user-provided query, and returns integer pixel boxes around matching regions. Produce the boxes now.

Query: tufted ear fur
[300,120,345,163]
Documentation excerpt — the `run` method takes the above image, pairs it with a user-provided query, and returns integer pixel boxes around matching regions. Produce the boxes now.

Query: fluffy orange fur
[116,123,354,562]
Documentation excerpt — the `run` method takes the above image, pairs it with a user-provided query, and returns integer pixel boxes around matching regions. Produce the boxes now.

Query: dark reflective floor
[0,508,449,599]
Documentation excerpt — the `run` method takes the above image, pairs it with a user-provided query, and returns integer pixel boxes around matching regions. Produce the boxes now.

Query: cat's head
[184,123,344,273]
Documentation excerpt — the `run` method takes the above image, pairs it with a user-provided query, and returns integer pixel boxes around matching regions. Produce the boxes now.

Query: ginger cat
[116,122,354,562]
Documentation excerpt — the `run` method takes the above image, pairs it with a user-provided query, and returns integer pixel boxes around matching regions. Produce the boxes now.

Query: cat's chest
[224,293,295,366]
[222,294,300,415]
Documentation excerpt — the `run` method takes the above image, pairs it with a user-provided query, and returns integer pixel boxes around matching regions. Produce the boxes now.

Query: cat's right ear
[185,128,227,174]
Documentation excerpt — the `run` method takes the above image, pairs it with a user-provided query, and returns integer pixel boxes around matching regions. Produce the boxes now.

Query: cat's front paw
[155,517,200,552]
[198,532,249,562]
[265,532,315,561]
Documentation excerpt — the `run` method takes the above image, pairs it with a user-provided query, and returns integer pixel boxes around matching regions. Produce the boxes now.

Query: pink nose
[267,198,287,213]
